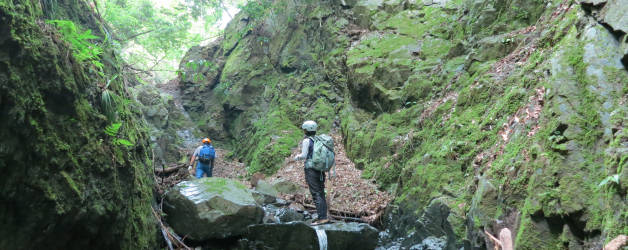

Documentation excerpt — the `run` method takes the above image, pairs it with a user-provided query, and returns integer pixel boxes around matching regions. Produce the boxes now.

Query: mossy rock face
[379,199,458,249]
[178,0,346,174]
[179,0,628,247]
[0,0,156,249]
[132,83,199,167]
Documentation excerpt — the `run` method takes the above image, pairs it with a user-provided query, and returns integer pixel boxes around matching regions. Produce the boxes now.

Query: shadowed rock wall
[0,1,157,248]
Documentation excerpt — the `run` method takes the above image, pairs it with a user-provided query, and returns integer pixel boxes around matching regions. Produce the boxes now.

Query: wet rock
[255,179,280,197]
[379,199,458,249]
[274,198,291,206]
[263,205,281,223]
[163,178,264,241]
[409,236,448,250]
[272,178,307,195]
[275,207,305,222]
[252,190,277,206]
[263,204,305,223]
[314,222,379,250]
[242,222,320,250]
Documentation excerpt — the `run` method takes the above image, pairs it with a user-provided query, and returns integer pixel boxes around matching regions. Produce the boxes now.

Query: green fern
[114,138,134,147]
[104,122,122,136]
[47,19,104,72]
[104,122,135,147]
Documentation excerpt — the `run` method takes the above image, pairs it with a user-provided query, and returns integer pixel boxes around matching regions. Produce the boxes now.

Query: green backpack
[307,134,335,172]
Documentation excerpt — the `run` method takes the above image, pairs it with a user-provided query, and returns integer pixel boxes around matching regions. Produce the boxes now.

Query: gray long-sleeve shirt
[295,138,312,160]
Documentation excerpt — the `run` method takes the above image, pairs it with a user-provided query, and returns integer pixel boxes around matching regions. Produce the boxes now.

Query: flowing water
[315,228,328,250]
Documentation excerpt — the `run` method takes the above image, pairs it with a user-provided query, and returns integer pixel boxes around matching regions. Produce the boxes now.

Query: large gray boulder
[255,179,280,197]
[314,222,379,250]
[241,221,379,250]
[600,0,627,34]
[241,222,378,250]
[272,178,307,195]
[378,199,458,249]
[242,222,320,250]
[164,178,264,241]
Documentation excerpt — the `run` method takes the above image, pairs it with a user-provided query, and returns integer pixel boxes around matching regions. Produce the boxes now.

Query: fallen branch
[160,225,174,250]
[484,229,502,250]
[152,207,191,250]
[123,29,155,41]
[155,164,186,175]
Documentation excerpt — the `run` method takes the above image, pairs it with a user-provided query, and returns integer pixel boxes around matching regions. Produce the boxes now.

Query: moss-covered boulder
[164,177,264,240]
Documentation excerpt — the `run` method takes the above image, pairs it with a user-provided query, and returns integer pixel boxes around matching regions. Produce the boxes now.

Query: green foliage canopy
[96,0,246,80]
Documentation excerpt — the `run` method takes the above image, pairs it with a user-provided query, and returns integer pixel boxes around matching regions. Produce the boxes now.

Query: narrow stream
[315,228,328,250]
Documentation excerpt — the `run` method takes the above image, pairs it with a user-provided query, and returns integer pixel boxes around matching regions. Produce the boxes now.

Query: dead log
[155,164,186,175]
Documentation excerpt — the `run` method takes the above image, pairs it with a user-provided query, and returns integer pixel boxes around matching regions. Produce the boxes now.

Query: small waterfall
[315,228,328,250]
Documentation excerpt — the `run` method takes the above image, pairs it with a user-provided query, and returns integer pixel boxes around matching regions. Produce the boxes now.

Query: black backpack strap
[306,137,314,160]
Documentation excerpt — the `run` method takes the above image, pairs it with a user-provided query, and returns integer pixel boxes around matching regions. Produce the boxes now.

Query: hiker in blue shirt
[189,138,216,178]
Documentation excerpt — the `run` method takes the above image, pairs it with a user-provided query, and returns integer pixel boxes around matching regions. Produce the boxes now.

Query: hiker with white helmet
[294,120,336,225]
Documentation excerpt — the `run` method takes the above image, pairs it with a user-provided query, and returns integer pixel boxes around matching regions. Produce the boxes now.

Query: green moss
[243,110,302,175]
[0,1,157,248]
[198,178,232,193]
[346,34,417,66]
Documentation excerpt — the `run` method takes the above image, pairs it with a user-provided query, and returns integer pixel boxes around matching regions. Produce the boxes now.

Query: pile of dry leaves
[267,134,391,224]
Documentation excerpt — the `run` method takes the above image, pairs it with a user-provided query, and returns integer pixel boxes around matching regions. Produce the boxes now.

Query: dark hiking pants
[305,168,327,220]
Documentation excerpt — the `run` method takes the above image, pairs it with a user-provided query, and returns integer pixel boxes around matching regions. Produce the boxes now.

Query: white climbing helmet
[301,120,317,132]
